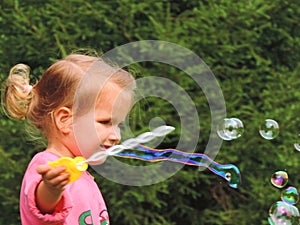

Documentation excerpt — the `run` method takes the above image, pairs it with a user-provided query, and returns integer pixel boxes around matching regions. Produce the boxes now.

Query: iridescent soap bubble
[268,201,300,225]
[259,119,279,140]
[281,186,299,205]
[217,118,244,141]
[271,171,288,188]
[293,134,300,151]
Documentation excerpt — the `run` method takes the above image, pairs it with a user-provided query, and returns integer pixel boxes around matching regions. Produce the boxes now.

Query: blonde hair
[2,54,136,138]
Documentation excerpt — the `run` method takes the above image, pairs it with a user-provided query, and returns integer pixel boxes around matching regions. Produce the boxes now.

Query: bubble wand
[49,126,241,188]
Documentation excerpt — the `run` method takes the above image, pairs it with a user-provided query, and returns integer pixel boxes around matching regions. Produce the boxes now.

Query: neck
[47,139,75,158]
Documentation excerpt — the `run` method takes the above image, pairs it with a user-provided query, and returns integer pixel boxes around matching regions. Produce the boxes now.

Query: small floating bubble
[281,186,299,205]
[259,119,279,140]
[271,171,288,188]
[217,118,244,141]
[268,201,300,225]
[293,134,300,151]
[294,143,300,151]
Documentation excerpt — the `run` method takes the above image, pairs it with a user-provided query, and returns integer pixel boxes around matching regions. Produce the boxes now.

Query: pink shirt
[20,151,109,225]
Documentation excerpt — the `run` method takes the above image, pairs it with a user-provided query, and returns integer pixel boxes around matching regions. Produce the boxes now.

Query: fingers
[37,164,51,175]
[45,172,70,190]
[37,164,70,191]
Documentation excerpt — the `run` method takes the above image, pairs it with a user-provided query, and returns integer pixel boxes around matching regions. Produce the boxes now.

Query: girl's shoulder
[28,150,60,169]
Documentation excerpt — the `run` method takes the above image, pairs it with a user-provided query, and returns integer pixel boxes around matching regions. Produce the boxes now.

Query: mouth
[99,144,113,151]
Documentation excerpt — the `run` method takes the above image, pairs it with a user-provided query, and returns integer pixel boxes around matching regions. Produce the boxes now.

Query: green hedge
[1,0,300,224]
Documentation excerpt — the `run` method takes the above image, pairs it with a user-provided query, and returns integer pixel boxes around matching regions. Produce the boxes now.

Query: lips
[99,144,113,151]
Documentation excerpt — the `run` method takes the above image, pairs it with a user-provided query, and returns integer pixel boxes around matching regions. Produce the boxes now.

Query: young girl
[3,54,136,225]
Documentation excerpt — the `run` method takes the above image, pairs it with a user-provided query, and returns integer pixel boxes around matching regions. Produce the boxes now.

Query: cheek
[72,116,101,158]
[95,124,108,141]
[78,138,100,159]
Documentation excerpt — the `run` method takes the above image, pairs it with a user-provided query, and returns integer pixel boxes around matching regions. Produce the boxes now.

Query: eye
[98,120,111,125]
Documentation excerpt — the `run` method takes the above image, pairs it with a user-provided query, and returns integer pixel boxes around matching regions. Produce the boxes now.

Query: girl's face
[71,83,132,162]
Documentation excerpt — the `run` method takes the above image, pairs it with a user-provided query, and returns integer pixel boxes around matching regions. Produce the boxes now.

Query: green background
[1,0,300,224]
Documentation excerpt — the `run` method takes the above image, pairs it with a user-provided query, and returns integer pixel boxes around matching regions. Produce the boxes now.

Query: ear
[53,107,73,134]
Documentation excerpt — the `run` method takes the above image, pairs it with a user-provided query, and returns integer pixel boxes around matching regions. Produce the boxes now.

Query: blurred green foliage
[1,0,300,224]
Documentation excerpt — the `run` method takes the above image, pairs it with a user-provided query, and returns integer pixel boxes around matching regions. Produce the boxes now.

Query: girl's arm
[36,165,70,214]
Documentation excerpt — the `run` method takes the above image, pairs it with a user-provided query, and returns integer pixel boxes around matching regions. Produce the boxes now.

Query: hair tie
[23,84,33,94]
[14,83,33,95]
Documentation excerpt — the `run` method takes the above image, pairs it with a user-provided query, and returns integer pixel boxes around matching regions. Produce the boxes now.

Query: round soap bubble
[268,201,300,225]
[281,186,299,205]
[271,171,288,188]
[293,134,300,151]
[217,117,244,141]
[259,119,279,140]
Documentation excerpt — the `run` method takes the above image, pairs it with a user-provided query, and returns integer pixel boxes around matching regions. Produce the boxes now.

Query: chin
[83,148,109,166]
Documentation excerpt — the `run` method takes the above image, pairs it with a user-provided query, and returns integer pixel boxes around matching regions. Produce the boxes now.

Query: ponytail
[2,64,33,120]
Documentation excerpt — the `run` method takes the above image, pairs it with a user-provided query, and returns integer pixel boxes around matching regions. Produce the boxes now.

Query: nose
[108,126,121,144]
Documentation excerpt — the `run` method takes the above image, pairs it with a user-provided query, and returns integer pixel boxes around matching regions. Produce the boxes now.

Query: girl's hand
[35,164,70,214]
[37,164,70,192]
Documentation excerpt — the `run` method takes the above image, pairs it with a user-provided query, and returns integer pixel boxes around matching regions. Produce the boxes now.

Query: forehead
[95,83,133,118]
